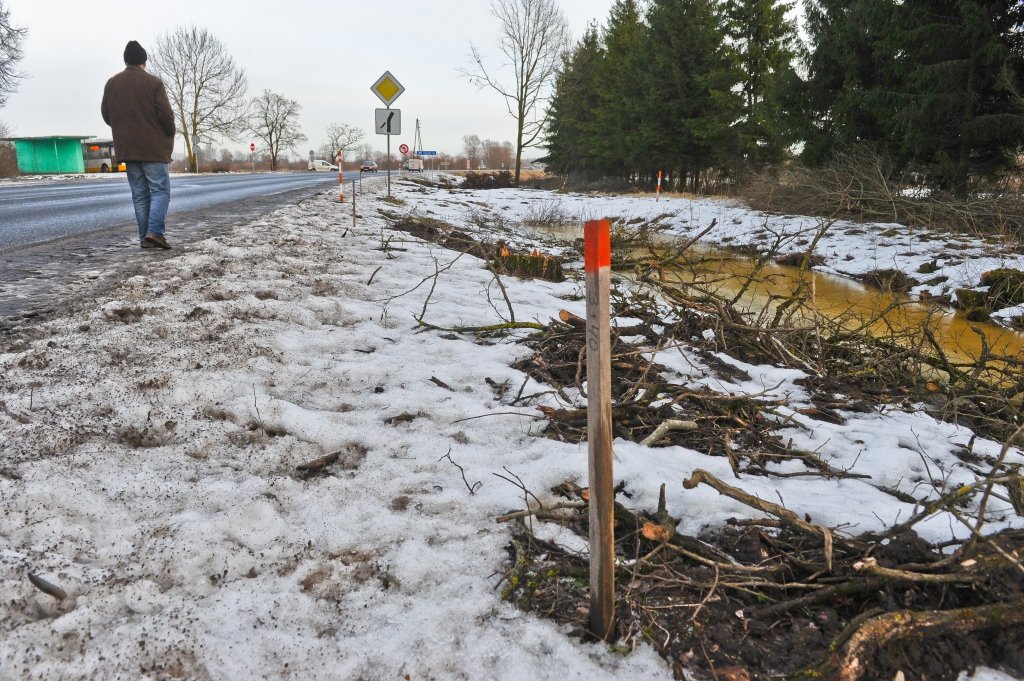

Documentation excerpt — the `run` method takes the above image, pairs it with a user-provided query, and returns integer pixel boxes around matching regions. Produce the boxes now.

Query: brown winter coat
[101,66,175,163]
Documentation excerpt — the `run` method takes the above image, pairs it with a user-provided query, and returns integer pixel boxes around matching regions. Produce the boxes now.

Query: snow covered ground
[1,176,1022,680]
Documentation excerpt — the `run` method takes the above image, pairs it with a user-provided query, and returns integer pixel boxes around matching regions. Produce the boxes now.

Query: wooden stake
[584,218,615,641]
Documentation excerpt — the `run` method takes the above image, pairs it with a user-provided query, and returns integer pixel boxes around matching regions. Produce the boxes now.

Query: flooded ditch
[528,224,1024,372]
[656,249,1024,364]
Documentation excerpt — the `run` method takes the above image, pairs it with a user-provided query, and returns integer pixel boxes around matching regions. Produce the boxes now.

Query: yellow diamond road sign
[371,71,405,106]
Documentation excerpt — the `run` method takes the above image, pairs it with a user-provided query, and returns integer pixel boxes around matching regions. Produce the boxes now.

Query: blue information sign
[415,150,437,156]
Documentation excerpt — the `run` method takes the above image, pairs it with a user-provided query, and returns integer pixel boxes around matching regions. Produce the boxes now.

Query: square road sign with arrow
[375,108,401,136]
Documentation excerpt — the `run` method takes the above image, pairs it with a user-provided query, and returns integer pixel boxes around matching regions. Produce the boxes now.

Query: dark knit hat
[123,41,147,66]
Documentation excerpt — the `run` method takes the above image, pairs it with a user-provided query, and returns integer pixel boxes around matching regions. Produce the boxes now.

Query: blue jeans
[125,162,170,241]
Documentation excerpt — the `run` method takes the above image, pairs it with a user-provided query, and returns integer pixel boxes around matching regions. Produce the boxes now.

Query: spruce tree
[591,0,650,181]
[799,0,902,164]
[644,0,743,190]
[724,0,802,166]
[543,26,605,177]
[897,0,1024,187]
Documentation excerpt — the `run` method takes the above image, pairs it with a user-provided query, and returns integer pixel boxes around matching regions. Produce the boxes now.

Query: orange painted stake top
[584,219,611,272]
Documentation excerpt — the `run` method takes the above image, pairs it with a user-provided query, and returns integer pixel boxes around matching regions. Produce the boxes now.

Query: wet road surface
[0,172,344,251]
[0,175,356,332]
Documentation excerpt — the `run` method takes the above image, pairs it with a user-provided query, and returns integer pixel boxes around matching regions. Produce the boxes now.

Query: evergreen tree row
[544,0,1024,191]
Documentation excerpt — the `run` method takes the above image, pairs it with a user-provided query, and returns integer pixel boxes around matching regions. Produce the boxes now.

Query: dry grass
[737,149,1024,247]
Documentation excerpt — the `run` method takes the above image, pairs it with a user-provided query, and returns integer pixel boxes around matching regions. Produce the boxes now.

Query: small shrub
[776,252,827,268]
[104,306,147,323]
[522,200,574,229]
[462,170,515,190]
[965,307,992,322]
[954,288,987,309]
[205,290,234,302]
[981,268,1024,309]
[861,269,917,293]
[137,375,171,390]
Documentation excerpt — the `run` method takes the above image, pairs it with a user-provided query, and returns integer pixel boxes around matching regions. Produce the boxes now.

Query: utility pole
[412,119,423,168]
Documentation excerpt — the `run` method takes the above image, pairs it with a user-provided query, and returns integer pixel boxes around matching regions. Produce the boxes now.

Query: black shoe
[140,239,158,249]
[144,233,172,250]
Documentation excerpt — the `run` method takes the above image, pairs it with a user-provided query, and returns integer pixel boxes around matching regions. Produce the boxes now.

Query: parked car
[360,160,379,172]
[308,159,338,172]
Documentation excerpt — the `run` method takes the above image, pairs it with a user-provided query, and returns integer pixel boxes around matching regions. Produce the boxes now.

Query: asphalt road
[0,171,349,251]
[0,170,380,327]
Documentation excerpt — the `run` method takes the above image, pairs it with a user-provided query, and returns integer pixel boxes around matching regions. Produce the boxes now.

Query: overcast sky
[1,0,616,160]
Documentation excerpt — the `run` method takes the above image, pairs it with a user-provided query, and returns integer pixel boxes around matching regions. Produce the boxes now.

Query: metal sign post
[374,108,401,196]
[584,218,615,641]
[371,71,405,199]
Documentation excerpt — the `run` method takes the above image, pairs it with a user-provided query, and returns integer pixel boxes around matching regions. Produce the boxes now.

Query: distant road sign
[371,71,405,106]
[398,143,409,155]
[375,108,401,135]
[250,142,255,152]
[415,150,437,156]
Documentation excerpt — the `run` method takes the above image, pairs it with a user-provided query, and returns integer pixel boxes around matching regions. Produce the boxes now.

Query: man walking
[101,40,175,250]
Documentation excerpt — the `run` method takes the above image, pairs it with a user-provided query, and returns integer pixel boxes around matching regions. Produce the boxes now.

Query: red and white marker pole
[584,218,615,642]
[656,170,663,202]
[337,153,345,203]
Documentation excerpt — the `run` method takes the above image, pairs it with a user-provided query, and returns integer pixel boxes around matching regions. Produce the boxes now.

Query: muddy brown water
[661,250,1024,364]
[530,226,1024,366]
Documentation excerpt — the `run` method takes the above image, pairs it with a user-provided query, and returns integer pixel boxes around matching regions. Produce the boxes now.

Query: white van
[308,159,338,172]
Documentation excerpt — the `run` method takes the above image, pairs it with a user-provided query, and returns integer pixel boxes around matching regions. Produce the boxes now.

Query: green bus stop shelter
[3,136,89,174]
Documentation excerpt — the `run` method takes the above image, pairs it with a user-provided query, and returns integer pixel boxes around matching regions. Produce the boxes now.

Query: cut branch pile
[486,230,1024,679]
[382,208,1024,678]
[511,303,866,480]
[498,473,1024,681]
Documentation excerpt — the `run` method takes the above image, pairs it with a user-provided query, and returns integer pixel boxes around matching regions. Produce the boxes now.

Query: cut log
[837,600,1024,681]
[558,309,585,328]
[641,419,698,446]
[296,451,341,474]
[536,405,587,424]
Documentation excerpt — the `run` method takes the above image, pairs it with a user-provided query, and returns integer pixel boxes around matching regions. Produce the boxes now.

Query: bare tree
[319,122,365,164]
[150,26,248,173]
[483,138,515,169]
[356,143,375,164]
[0,120,16,176]
[0,1,26,108]
[248,89,306,171]
[462,0,569,185]
[462,134,482,168]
